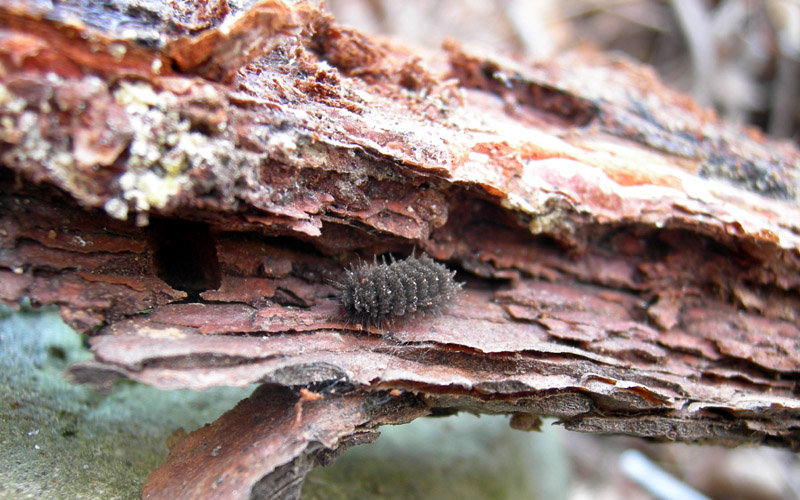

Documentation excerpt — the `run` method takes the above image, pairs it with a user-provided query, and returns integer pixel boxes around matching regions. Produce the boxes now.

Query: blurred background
[311,1,800,499]
[328,0,800,142]
[303,412,800,500]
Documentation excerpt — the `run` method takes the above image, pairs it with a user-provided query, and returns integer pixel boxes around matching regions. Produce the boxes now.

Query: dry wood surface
[1,1,799,499]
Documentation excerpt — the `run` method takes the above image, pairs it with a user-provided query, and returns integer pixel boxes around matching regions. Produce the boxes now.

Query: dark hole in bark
[149,219,221,300]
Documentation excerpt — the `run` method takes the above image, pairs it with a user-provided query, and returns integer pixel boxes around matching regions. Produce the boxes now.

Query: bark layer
[1,1,799,499]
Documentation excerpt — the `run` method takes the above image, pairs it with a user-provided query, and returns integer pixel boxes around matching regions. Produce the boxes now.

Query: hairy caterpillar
[336,254,461,327]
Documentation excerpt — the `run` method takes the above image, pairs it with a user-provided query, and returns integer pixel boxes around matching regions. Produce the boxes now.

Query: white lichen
[104,81,194,222]
[103,197,129,221]
[108,43,127,61]
[118,170,185,212]
[0,84,28,114]
[114,81,174,113]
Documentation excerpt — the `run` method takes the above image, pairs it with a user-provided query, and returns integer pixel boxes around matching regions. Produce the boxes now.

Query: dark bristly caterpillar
[336,254,462,327]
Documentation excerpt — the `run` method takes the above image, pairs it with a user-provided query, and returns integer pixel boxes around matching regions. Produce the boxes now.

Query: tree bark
[1,1,799,499]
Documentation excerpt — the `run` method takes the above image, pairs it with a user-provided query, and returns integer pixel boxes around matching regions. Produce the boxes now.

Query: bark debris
[1,1,799,499]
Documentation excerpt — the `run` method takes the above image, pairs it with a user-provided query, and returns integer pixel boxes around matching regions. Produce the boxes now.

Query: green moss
[0,306,253,500]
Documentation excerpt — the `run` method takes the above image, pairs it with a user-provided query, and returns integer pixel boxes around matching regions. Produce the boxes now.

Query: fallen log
[1,1,799,499]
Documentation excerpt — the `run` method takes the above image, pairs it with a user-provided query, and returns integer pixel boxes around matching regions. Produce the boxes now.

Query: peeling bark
[142,384,425,500]
[1,1,799,499]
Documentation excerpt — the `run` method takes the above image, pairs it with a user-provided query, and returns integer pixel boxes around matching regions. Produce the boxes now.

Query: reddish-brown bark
[1,1,799,499]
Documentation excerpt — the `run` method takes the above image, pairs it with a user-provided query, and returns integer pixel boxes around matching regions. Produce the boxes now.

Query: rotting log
[1,1,799,499]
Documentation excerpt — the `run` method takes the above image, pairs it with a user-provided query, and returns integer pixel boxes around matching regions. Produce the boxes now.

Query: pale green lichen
[0,82,83,193]
[118,170,186,212]
[103,197,130,221]
[502,189,577,236]
[113,81,174,112]
[108,43,127,61]
[106,81,194,224]
[15,111,50,164]
[108,81,242,223]
[0,306,253,500]
[0,83,28,114]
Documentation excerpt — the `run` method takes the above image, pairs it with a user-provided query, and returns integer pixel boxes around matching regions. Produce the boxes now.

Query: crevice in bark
[149,219,222,300]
